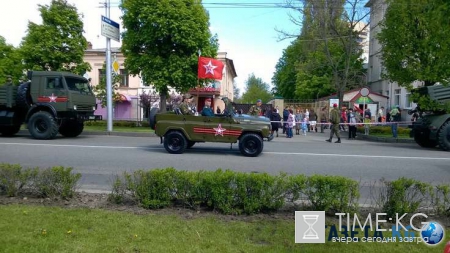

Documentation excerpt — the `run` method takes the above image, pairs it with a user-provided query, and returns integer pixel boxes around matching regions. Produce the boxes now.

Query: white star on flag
[49,93,58,102]
[213,124,226,136]
[203,60,218,75]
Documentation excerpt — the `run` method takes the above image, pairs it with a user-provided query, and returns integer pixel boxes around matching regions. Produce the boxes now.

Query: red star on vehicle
[203,60,218,75]
[49,93,58,102]
[213,124,226,136]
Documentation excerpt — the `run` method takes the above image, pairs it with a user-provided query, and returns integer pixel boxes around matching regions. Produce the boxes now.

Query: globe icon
[420,222,444,245]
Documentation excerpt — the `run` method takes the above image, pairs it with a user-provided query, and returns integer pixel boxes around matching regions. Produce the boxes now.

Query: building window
[394,89,401,106]
[98,69,129,87]
[405,92,412,108]
[119,69,129,87]
[98,69,106,83]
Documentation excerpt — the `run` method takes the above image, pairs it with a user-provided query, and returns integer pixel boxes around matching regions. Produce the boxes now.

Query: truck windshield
[65,77,93,94]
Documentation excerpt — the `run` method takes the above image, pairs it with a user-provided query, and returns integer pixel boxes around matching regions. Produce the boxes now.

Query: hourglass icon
[303,215,319,239]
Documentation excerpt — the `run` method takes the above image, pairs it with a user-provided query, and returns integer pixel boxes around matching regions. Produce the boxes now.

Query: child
[301,117,308,136]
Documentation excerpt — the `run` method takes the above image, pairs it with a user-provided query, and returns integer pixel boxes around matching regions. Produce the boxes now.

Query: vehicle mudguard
[25,104,57,123]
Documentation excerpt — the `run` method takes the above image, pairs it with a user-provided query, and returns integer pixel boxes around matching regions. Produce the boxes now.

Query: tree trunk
[159,93,167,113]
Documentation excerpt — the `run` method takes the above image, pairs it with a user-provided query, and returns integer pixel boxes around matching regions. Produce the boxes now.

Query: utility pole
[102,0,113,132]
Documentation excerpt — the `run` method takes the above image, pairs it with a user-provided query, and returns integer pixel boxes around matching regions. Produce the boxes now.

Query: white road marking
[1,142,449,161]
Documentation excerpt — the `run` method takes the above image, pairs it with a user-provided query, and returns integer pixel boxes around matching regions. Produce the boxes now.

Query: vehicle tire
[59,120,84,137]
[16,82,31,108]
[28,111,59,140]
[0,125,21,137]
[187,141,196,149]
[414,132,437,148]
[163,131,187,154]
[149,107,159,130]
[437,121,450,151]
[239,133,263,157]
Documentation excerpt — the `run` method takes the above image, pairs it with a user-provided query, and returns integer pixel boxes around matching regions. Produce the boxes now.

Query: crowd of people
[173,95,406,139]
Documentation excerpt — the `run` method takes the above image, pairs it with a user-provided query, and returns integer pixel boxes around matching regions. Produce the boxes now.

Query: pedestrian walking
[326,103,341,143]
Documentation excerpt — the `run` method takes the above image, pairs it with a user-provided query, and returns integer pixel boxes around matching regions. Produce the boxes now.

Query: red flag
[198,57,224,80]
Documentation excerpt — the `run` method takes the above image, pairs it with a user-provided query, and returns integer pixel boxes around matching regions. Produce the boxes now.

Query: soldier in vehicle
[179,94,195,115]
[248,99,263,116]
[201,98,214,116]
[326,103,341,143]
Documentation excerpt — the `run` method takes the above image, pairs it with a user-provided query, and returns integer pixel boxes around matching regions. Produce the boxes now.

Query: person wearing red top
[340,109,347,131]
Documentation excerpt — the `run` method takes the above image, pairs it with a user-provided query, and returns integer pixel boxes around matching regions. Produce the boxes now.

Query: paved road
[0,132,449,201]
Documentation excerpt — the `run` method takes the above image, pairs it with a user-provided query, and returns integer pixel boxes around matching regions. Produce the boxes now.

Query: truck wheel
[164,131,187,154]
[0,125,21,137]
[414,134,437,148]
[16,82,31,108]
[438,121,450,151]
[59,120,84,137]
[187,141,196,149]
[28,111,59,140]
[239,133,263,157]
[149,108,159,130]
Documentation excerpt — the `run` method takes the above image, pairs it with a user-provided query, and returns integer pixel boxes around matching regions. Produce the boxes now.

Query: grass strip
[0,205,447,253]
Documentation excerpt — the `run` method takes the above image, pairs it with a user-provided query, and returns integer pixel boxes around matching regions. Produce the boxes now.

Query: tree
[378,0,450,88]
[20,0,90,75]
[279,0,368,104]
[93,63,122,108]
[241,74,273,103]
[272,40,303,99]
[0,36,23,84]
[233,81,241,102]
[120,0,219,112]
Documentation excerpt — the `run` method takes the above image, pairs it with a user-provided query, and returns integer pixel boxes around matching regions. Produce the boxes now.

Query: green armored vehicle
[409,85,450,151]
[0,71,97,139]
[149,97,273,157]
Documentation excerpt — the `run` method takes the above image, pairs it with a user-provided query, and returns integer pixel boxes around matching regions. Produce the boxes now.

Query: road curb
[18,129,157,138]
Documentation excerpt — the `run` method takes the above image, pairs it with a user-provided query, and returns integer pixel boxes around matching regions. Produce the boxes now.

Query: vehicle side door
[37,76,68,110]
[203,115,239,142]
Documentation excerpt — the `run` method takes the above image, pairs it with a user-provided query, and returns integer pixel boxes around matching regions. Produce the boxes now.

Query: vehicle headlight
[73,105,77,110]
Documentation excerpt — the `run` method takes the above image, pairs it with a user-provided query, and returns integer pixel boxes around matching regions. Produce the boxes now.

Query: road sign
[101,16,120,42]
[112,60,120,75]
[329,98,339,107]
[359,87,370,97]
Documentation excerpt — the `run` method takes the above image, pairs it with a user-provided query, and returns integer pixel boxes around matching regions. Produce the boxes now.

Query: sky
[0,0,300,95]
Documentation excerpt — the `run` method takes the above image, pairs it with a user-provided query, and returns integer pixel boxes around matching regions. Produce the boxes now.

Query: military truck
[0,71,97,139]
[409,85,450,151]
[149,97,273,157]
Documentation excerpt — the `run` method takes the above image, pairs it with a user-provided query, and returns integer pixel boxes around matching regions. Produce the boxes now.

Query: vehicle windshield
[65,77,93,94]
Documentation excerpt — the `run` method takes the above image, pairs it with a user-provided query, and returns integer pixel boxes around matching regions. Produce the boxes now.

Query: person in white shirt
[347,108,358,139]
[377,106,384,123]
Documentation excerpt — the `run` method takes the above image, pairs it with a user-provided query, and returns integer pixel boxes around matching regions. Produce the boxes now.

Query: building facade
[365,0,420,118]
[83,47,236,121]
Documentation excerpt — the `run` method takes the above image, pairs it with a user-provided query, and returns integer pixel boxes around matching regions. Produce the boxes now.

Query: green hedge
[356,126,410,135]
[110,168,360,214]
[379,177,450,217]
[0,163,80,199]
[85,120,150,128]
